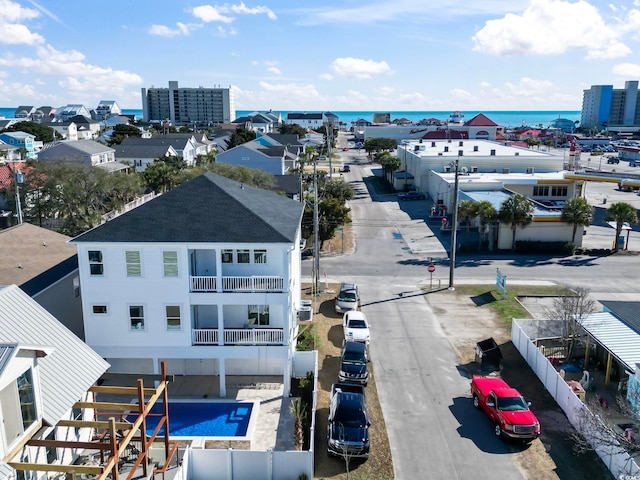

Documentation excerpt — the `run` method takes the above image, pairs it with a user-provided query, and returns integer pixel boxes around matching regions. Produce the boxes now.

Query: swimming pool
[139,401,256,437]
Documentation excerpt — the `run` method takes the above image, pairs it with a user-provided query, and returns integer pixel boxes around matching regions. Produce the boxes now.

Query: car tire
[494,423,502,437]
[473,394,480,409]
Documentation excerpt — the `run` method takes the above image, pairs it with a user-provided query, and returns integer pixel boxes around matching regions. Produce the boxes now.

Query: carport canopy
[579,311,640,375]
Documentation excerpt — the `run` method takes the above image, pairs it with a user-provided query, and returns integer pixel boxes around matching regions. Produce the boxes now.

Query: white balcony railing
[191,328,284,345]
[190,276,284,293]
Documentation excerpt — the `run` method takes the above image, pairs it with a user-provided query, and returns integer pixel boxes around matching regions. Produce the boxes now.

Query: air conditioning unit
[460,166,469,175]
[526,167,535,174]
[471,166,478,173]
[502,168,510,174]
[444,166,452,173]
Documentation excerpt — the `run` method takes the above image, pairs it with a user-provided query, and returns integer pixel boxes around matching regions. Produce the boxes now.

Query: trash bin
[299,300,313,321]
[475,337,502,370]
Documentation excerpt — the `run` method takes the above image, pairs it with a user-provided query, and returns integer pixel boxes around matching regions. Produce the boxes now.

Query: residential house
[93,100,122,120]
[32,106,56,123]
[13,106,35,120]
[232,111,281,133]
[0,132,36,159]
[119,133,213,166]
[0,223,84,339]
[215,142,297,175]
[65,115,101,139]
[0,284,109,479]
[113,143,179,172]
[55,104,91,122]
[48,121,79,141]
[69,172,305,396]
[36,140,128,172]
[284,112,326,130]
[255,132,304,155]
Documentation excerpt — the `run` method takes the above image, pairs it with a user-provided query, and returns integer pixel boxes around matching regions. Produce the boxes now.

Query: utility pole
[313,156,320,293]
[448,156,460,290]
[326,123,333,177]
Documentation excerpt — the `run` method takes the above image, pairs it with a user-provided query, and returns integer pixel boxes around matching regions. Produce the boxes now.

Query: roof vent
[515,152,519,156]
[431,141,436,147]
[502,168,510,174]
[438,152,443,156]
[471,166,478,173]
[458,150,463,156]
[490,149,496,156]
[414,145,420,151]
[444,166,451,173]
[444,146,449,152]
[459,141,464,147]
[526,167,535,174]
[473,145,479,152]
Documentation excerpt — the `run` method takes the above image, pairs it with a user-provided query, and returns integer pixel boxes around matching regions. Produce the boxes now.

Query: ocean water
[0,107,581,128]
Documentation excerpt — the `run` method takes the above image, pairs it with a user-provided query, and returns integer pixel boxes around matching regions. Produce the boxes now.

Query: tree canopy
[561,197,593,243]
[499,193,534,251]
[1,121,60,142]
[605,202,638,252]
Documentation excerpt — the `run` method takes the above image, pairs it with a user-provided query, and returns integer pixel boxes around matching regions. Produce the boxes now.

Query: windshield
[343,351,365,363]
[497,397,528,411]
[338,291,357,302]
[347,319,367,328]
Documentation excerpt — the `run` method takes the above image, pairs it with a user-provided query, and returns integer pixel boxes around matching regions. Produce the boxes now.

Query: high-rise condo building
[141,81,235,126]
[581,81,640,129]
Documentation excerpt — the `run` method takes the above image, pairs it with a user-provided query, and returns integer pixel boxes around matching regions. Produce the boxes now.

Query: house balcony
[191,328,284,346]
[190,275,284,293]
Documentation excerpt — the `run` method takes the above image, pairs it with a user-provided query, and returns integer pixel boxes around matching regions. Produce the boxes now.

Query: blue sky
[1,0,640,111]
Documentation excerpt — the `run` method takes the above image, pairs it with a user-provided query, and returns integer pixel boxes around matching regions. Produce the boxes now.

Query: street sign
[428,264,436,273]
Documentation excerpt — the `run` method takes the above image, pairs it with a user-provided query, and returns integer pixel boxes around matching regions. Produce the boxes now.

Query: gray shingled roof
[71,172,304,243]
[0,285,109,424]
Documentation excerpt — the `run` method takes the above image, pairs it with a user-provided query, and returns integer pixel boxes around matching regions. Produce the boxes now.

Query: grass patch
[450,284,572,327]
[296,323,316,351]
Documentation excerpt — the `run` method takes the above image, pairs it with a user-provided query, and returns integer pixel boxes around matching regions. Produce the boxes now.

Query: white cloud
[0,1,44,44]
[192,5,234,23]
[0,0,40,22]
[237,81,323,109]
[149,22,198,37]
[450,88,472,99]
[230,2,276,20]
[267,66,281,75]
[330,57,392,80]
[319,73,333,80]
[191,3,276,23]
[612,62,640,77]
[472,0,626,59]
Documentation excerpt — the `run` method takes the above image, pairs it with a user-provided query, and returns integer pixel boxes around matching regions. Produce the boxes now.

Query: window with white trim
[166,305,181,330]
[248,305,269,326]
[129,305,144,330]
[88,250,104,275]
[532,186,549,197]
[222,249,233,263]
[254,249,267,264]
[125,251,142,277]
[237,249,250,263]
[551,186,568,197]
[163,251,179,277]
[92,305,108,315]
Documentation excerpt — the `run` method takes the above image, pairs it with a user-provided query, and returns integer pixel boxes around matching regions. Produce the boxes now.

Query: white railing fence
[512,319,640,478]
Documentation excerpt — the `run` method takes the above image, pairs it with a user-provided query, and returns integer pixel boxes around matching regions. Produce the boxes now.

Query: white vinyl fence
[178,350,318,480]
[512,319,640,478]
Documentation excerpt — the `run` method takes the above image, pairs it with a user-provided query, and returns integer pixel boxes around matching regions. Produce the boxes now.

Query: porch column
[216,248,223,293]
[605,351,613,388]
[219,358,226,397]
[217,304,224,346]
[283,357,291,397]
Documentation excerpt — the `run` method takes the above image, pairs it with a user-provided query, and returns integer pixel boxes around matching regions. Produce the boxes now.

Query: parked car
[470,375,541,441]
[607,157,620,164]
[339,340,369,385]
[335,282,359,313]
[327,382,370,458]
[341,165,351,172]
[398,191,426,201]
[343,310,370,345]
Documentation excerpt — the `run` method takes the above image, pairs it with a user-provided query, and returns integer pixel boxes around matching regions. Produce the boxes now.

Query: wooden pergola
[7,362,179,480]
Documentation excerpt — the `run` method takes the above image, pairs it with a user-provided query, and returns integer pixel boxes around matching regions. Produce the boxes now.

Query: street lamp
[448,156,460,290]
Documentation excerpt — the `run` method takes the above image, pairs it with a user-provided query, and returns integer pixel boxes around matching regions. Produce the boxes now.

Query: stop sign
[428,264,436,273]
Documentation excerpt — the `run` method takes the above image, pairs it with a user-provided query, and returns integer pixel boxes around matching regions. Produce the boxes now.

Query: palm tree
[476,200,498,251]
[499,193,533,251]
[561,197,593,243]
[457,199,478,247]
[289,398,307,451]
[605,202,638,252]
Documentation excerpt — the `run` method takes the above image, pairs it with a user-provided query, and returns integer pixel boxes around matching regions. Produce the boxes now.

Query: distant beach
[0,108,581,128]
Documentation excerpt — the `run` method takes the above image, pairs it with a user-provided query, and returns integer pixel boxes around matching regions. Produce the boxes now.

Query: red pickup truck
[470,375,541,440]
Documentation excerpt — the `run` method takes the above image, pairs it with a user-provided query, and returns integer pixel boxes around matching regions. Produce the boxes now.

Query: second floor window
[130,306,144,330]
[237,249,250,263]
[222,249,233,263]
[166,305,181,330]
[163,251,179,277]
[248,305,269,326]
[254,250,267,264]
[88,250,103,275]
[551,186,568,197]
[126,251,141,276]
[532,186,549,197]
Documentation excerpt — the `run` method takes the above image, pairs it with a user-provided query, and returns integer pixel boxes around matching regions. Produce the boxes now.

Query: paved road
[308,160,525,479]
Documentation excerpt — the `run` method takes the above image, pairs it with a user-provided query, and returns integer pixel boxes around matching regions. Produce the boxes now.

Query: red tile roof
[464,113,498,127]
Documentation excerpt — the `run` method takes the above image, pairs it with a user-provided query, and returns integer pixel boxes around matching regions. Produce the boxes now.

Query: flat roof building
[581,81,640,130]
[141,80,235,126]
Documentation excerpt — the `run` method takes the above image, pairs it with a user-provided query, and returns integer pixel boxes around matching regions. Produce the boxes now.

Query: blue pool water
[138,402,253,437]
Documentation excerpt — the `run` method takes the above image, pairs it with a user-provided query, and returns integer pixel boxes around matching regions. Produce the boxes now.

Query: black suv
[339,341,369,385]
[327,382,370,458]
[607,157,620,164]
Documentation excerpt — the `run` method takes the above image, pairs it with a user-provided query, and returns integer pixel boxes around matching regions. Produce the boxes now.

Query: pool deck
[167,375,295,451]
